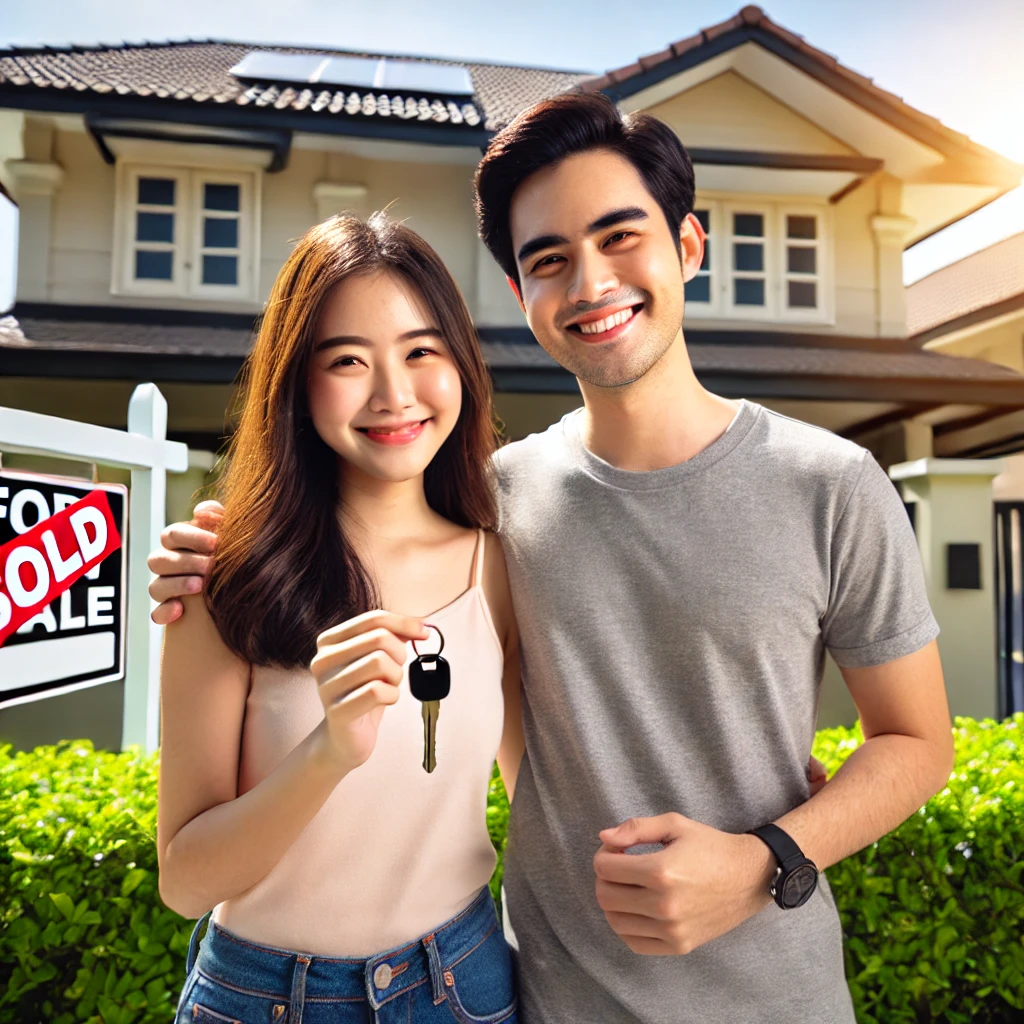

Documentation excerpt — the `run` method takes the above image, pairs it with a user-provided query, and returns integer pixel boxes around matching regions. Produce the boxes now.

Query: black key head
[409,654,451,702]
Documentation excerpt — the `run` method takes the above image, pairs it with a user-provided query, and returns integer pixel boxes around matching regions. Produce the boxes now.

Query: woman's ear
[679,212,706,283]
[506,275,525,312]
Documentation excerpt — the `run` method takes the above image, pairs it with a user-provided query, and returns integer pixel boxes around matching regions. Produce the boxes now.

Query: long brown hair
[207,212,499,667]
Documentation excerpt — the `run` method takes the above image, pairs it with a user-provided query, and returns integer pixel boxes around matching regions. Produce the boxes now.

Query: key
[409,626,450,774]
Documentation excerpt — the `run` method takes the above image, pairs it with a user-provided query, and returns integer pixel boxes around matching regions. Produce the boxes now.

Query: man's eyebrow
[517,233,569,265]
[516,207,650,266]
[588,206,649,232]
[314,327,442,353]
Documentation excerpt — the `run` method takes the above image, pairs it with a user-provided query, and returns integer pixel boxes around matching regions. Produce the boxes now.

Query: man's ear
[679,212,706,284]
[506,275,526,312]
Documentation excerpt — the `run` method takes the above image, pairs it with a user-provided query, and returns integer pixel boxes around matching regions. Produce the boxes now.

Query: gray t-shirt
[493,400,938,1024]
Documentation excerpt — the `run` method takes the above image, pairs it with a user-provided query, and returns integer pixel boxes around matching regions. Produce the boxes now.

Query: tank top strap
[471,528,486,589]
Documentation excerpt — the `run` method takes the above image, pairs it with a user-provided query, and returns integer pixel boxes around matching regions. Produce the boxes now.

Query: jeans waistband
[186,886,498,1012]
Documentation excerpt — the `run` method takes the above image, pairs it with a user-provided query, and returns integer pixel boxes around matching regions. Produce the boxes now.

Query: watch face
[781,864,818,908]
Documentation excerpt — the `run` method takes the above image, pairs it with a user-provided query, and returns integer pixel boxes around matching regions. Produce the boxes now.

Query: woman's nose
[368,363,416,413]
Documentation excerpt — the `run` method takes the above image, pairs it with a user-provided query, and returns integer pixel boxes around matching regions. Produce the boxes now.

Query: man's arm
[147,501,222,624]
[774,639,952,869]
[593,640,952,956]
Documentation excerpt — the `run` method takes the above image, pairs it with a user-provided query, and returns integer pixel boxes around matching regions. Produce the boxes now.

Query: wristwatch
[747,823,818,910]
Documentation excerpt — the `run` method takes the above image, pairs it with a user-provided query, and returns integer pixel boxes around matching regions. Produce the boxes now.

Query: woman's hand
[310,610,429,773]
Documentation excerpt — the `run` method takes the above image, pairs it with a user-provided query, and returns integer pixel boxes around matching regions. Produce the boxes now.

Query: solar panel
[314,57,384,90]
[231,51,474,98]
[377,61,474,97]
[230,52,328,84]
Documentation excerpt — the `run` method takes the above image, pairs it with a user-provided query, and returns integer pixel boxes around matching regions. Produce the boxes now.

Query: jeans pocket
[181,972,289,1024]
[443,924,518,1024]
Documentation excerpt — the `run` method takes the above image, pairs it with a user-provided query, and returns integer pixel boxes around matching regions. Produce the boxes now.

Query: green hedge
[1,715,1021,1023]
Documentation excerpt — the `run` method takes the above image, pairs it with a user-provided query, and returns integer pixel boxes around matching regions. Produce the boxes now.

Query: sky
[1,0,1022,310]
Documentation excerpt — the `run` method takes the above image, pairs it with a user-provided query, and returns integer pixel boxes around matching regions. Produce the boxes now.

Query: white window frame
[685,194,833,325]
[112,162,260,302]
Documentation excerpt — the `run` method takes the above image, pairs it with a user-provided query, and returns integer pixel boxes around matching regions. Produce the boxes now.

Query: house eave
[0,88,492,148]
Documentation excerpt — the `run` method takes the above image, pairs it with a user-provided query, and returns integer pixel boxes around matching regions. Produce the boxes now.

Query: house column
[889,457,1005,720]
[871,174,915,338]
[6,159,63,302]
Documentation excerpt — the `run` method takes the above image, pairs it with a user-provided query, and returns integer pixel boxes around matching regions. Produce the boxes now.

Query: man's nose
[566,247,619,307]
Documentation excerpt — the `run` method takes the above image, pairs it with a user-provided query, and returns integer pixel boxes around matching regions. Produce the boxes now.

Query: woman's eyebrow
[314,328,442,353]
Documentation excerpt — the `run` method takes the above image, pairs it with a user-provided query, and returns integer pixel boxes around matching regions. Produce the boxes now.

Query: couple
[152,93,953,1024]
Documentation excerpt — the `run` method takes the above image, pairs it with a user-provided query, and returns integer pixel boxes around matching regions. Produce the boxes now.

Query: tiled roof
[582,4,1017,172]
[0,40,588,133]
[5,312,1024,389]
[906,232,1024,338]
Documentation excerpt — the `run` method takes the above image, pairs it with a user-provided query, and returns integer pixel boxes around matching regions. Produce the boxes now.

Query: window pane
[733,213,763,237]
[700,238,711,272]
[787,215,816,240]
[788,281,817,307]
[733,243,763,272]
[693,209,710,232]
[686,276,710,303]
[734,278,765,305]
[787,246,816,274]
[203,254,238,285]
[138,177,175,206]
[136,211,174,243]
[204,183,240,212]
[204,217,239,249]
[135,250,173,280]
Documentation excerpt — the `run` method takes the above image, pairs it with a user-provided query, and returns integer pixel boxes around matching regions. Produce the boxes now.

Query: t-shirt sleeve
[821,451,939,668]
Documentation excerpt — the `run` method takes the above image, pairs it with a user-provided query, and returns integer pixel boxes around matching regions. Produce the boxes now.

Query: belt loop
[185,911,212,977]
[422,933,447,1006]
[288,955,311,1024]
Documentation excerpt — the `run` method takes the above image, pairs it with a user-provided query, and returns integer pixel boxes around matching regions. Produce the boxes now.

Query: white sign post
[0,383,188,752]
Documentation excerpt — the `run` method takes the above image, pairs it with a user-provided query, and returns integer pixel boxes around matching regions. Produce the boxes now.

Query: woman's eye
[408,347,435,359]
[330,355,361,368]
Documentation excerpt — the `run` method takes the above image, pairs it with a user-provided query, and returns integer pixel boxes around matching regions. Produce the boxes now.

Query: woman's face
[307,271,463,485]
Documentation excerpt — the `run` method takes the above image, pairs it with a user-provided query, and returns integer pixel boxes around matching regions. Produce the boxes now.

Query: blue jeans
[174,886,518,1024]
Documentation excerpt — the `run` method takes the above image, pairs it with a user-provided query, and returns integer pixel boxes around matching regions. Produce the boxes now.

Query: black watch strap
[748,823,809,873]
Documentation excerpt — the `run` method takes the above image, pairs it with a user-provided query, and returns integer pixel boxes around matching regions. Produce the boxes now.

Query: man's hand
[594,813,775,956]
[809,754,828,796]
[148,500,223,625]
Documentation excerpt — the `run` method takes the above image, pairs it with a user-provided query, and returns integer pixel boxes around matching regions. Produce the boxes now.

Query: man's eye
[530,254,563,274]
[604,231,633,246]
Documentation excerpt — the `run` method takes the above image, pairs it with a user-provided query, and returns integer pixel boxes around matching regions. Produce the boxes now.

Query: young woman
[158,212,524,1024]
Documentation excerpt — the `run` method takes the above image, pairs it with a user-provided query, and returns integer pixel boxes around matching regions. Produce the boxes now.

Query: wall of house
[924,313,1024,373]
[644,72,885,338]
[645,71,856,156]
[15,117,523,326]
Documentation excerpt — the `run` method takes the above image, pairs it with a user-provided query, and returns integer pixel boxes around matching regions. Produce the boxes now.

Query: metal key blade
[421,700,440,773]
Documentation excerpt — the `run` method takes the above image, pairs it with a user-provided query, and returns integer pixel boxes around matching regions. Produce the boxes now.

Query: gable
[641,71,856,158]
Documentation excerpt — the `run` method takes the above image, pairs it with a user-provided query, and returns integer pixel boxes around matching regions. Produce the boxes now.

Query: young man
[149,94,952,1023]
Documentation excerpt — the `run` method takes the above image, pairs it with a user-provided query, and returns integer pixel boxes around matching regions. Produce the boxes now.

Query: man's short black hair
[474,92,696,286]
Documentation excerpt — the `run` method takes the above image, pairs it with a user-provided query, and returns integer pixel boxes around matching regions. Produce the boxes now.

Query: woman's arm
[482,533,525,801]
[157,594,348,920]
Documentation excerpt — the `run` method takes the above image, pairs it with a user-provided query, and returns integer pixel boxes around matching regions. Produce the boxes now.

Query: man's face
[509,148,703,389]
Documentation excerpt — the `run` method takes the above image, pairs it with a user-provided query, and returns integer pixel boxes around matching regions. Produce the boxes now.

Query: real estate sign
[0,470,128,708]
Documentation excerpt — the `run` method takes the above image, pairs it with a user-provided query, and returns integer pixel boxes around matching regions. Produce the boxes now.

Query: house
[1,4,1023,478]
[907,233,1024,718]
[0,7,1022,745]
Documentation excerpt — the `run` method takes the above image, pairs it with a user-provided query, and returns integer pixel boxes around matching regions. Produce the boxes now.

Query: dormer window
[685,198,832,324]
[113,163,259,301]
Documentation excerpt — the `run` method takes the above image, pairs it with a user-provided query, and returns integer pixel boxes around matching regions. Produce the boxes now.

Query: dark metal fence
[994,502,1024,716]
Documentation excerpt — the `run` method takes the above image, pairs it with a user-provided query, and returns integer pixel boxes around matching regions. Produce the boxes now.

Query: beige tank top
[211,530,505,956]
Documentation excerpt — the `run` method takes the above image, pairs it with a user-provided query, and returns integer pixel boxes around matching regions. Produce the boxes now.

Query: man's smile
[566,303,644,343]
